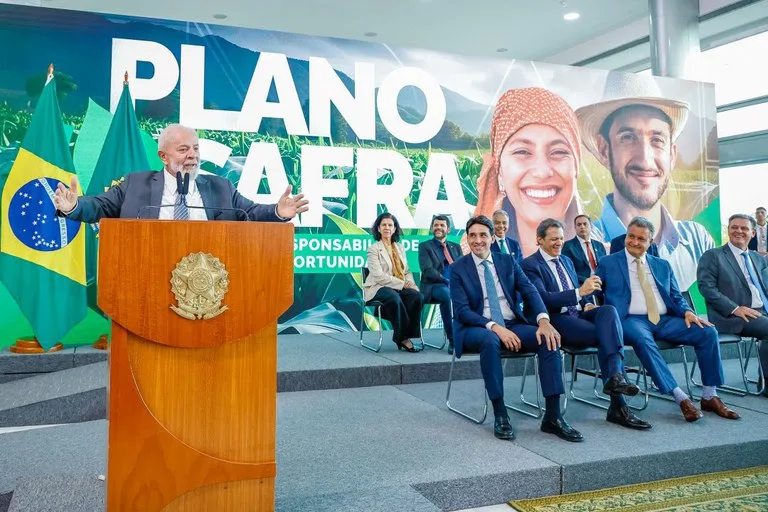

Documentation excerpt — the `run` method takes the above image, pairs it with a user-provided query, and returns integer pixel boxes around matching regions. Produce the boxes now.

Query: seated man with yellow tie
[418,215,462,349]
[595,216,739,423]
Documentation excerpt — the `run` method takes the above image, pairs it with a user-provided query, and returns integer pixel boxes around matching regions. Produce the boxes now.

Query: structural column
[648,0,700,79]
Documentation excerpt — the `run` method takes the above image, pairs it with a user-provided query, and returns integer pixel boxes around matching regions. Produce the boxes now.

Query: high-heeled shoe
[396,340,419,353]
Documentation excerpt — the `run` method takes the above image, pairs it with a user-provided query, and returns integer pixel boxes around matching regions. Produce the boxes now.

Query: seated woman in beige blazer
[363,213,424,352]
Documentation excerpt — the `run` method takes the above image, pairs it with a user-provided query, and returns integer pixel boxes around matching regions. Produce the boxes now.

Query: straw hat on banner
[575,71,691,160]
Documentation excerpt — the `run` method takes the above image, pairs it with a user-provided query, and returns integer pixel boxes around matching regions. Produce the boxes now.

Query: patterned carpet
[509,466,768,511]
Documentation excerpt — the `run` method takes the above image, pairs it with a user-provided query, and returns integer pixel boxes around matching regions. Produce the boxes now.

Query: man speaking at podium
[53,124,309,222]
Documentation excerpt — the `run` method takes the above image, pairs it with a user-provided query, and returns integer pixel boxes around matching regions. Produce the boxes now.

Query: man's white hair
[157,124,197,151]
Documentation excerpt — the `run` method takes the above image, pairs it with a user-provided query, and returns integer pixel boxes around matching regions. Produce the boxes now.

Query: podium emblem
[170,252,230,320]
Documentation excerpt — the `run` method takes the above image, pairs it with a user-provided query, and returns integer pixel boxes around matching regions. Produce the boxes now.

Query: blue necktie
[552,258,579,317]
[499,239,509,254]
[174,193,189,220]
[741,252,768,308]
[480,260,506,326]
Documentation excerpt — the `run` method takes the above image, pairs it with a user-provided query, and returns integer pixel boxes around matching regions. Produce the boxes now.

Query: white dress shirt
[158,171,207,221]
[539,249,581,313]
[578,236,596,274]
[626,251,668,317]
[757,224,767,253]
[728,243,763,309]
[470,252,548,329]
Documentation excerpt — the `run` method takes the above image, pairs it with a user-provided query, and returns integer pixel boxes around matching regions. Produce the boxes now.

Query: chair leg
[505,355,543,419]
[566,353,610,411]
[743,338,766,395]
[359,305,383,353]
[690,342,749,397]
[423,303,448,350]
[445,350,488,424]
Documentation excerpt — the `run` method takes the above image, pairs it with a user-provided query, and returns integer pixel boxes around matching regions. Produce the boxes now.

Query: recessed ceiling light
[564,12,580,21]
[213,13,228,20]
[364,32,378,37]
[496,47,508,53]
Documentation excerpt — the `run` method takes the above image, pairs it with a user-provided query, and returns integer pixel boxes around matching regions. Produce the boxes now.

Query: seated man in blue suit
[418,214,462,350]
[595,216,739,422]
[490,210,523,263]
[53,124,308,222]
[561,215,607,285]
[523,219,651,430]
[450,215,583,442]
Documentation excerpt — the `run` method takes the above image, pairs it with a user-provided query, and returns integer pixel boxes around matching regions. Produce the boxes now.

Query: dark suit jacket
[65,171,282,223]
[418,238,461,302]
[521,251,592,316]
[698,244,768,333]
[490,236,523,263]
[610,234,659,257]
[561,236,606,285]
[449,253,546,358]
[594,250,690,319]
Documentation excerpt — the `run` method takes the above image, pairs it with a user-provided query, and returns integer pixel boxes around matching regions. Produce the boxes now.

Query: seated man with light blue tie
[450,215,583,442]
[522,219,651,430]
[491,210,523,263]
[698,214,768,397]
[595,216,739,423]
[418,214,462,350]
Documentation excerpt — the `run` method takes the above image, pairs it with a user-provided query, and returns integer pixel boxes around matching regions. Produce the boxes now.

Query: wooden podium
[98,219,294,511]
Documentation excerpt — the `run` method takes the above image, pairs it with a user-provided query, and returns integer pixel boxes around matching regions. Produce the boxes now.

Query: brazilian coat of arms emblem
[170,252,230,320]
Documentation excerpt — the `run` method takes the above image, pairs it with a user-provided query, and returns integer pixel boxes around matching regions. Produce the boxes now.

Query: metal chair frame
[422,299,452,351]
[359,267,424,353]
[445,349,542,424]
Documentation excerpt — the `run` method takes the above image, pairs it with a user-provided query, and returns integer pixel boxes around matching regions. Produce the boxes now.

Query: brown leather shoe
[679,399,703,422]
[701,396,741,420]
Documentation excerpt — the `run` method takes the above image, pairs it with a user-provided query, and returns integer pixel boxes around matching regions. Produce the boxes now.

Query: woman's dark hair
[372,212,403,242]
[465,215,494,235]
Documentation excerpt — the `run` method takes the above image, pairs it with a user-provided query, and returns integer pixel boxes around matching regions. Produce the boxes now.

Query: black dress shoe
[606,405,653,430]
[603,373,640,396]
[494,415,515,441]
[540,417,584,442]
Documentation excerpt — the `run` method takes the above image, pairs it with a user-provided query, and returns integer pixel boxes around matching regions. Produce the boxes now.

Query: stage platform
[1,331,766,511]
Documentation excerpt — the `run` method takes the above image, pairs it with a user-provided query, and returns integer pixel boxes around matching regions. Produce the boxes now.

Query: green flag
[0,70,87,350]
[85,79,149,313]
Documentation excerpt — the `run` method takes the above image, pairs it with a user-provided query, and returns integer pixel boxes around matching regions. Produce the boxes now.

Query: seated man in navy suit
[418,214,462,350]
[595,216,739,422]
[561,215,607,285]
[522,219,651,430]
[450,215,583,442]
[491,210,523,263]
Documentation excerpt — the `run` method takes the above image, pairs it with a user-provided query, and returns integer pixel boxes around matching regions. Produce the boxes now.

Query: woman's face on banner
[498,123,576,226]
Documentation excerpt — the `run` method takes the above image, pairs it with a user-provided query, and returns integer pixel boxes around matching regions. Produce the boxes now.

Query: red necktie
[585,240,597,271]
[442,242,454,264]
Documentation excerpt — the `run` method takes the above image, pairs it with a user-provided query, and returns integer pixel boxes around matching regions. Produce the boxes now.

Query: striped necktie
[174,193,189,220]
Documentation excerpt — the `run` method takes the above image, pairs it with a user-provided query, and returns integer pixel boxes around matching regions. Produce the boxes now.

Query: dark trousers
[427,284,453,341]
[551,305,624,385]
[622,315,723,394]
[372,287,423,343]
[733,309,768,393]
[461,319,564,401]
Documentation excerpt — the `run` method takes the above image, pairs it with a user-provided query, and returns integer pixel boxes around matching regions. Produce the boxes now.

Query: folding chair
[422,299,451,351]
[445,348,542,424]
[685,291,765,396]
[561,346,649,413]
[359,267,424,352]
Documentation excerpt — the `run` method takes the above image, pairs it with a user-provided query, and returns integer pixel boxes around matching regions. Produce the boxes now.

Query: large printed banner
[0,4,720,344]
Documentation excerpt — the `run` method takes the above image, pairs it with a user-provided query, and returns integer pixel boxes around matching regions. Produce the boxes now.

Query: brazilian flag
[0,73,86,350]
[85,77,149,314]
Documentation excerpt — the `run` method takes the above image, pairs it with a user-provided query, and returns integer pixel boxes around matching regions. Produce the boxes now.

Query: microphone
[136,204,251,221]
[175,171,190,195]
